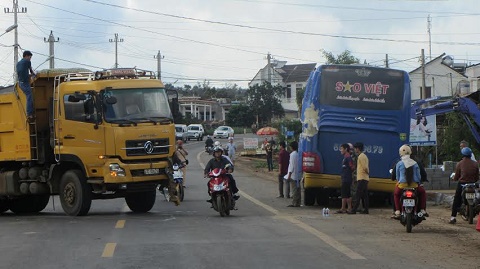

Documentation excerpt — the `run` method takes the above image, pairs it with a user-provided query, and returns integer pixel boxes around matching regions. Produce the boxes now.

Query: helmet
[214,141,221,147]
[399,144,412,156]
[461,147,472,157]
[213,146,223,153]
[176,140,183,145]
[228,137,233,141]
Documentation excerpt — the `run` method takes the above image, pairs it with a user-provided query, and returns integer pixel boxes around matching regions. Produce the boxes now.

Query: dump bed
[0,85,33,161]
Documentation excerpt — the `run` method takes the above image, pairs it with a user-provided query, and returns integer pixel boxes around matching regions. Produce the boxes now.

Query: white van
[175,124,188,142]
[187,124,205,141]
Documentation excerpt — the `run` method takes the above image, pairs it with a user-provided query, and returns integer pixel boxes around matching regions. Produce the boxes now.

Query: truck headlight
[109,163,126,177]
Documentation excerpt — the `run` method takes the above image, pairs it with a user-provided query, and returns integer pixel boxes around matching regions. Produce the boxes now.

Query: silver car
[213,126,234,139]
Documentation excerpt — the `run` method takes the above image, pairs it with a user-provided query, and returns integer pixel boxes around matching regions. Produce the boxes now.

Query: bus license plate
[144,168,160,175]
[403,199,415,207]
[465,193,475,199]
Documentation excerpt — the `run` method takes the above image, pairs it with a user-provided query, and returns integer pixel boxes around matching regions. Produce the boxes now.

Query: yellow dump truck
[0,68,178,216]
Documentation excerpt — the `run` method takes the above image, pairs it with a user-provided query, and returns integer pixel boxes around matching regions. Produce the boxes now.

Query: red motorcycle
[207,168,235,217]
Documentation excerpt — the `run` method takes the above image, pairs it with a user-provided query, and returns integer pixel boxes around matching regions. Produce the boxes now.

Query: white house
[249,59,316,117]
[465,63,480,93]
[409,53,468,100]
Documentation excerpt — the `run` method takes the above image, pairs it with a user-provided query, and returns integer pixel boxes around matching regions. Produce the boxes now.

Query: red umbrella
[256,127,279,136]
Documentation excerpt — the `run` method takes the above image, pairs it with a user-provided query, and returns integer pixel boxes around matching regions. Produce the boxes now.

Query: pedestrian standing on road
[277,141,290,198]
[348,142,369,214]
[337,144,354,213]
[460,140,476,161]
[226,137,237,164]
[174,140,189,187]
[266,142,274,171]
[287,141,301,207]
[449,147,479,224]
[17,50,36,122]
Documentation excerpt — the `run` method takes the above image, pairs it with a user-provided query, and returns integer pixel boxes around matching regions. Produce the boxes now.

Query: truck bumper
[99,159,170,184]
[304,173,396,193]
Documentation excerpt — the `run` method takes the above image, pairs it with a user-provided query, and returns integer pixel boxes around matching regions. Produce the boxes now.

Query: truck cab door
[57,93,105,172]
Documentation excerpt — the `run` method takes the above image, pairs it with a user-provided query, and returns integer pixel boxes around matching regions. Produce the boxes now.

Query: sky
[0,0,478,88]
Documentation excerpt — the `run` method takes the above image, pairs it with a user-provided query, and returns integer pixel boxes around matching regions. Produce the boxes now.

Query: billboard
[409,115,436,146]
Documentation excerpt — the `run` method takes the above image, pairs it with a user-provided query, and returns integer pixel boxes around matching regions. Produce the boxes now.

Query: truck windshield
[102,88,172,123]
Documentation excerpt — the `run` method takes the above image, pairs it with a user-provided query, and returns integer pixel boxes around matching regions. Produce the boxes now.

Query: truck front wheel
[125,190,156,213]
[59,170,92,216]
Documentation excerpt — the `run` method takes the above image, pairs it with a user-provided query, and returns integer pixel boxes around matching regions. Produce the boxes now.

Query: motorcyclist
[392,145,427,219]
[174,140,188,187]
[204,146,239,203]
[449,147,479,224]
[205,135,214,152]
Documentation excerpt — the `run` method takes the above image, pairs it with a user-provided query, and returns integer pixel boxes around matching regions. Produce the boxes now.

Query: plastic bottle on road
[322,208,326,217]
[325,208,330,217]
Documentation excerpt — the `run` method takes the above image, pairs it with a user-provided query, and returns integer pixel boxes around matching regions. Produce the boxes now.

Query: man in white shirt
[286,141,300,207]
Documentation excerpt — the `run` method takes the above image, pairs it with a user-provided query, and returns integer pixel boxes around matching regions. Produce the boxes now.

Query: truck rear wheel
[125,190,156,213]
[59,170,92,216]
[8,195,50,214]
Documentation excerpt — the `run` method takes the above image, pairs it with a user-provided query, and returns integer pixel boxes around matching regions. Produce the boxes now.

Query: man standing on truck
[16,50,36,122]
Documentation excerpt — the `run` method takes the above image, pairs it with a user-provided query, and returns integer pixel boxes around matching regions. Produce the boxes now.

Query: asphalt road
[1,134,479,269]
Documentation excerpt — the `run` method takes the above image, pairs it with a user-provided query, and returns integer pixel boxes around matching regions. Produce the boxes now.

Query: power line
[81,0,480,46]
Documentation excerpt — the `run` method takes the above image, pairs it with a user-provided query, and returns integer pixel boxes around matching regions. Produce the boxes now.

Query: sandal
[336,210,346,214]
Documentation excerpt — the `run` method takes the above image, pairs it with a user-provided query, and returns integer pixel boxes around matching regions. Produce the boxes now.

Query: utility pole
[109,33,123,68]
[154,50,164,80]
[266,52,271,84]
[385,54,389,68]
[44,31,59,69]
[427,15,432,61]
[4,0,27,82]
[421,49,426,99]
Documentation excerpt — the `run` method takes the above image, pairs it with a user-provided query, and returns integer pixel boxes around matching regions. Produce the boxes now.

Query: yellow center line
[102,243,117,258]
[115,220,126,229]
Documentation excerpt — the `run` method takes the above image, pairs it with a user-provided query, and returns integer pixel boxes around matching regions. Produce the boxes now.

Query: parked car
[175,124,188,142]
[187,124,205,141]
[213,126,234,139]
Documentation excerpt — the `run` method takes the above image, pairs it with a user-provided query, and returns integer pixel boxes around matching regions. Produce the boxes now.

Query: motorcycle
[158,163,185,202]
[207,167,235,217]
[399,187,426,233]
[205,146,213,155]
[459,182,480,224]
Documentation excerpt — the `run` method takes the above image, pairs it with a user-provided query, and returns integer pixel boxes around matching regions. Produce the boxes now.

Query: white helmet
[399,144,412,156]
[214,141,221,147]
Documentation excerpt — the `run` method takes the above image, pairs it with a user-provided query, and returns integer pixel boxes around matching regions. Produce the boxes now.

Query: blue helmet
[461,147,472,157]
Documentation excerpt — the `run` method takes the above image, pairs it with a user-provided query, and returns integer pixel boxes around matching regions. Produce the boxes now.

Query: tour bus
[299,65,411,205]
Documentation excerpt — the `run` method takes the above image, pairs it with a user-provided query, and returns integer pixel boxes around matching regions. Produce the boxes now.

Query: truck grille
[124,139,170,156]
